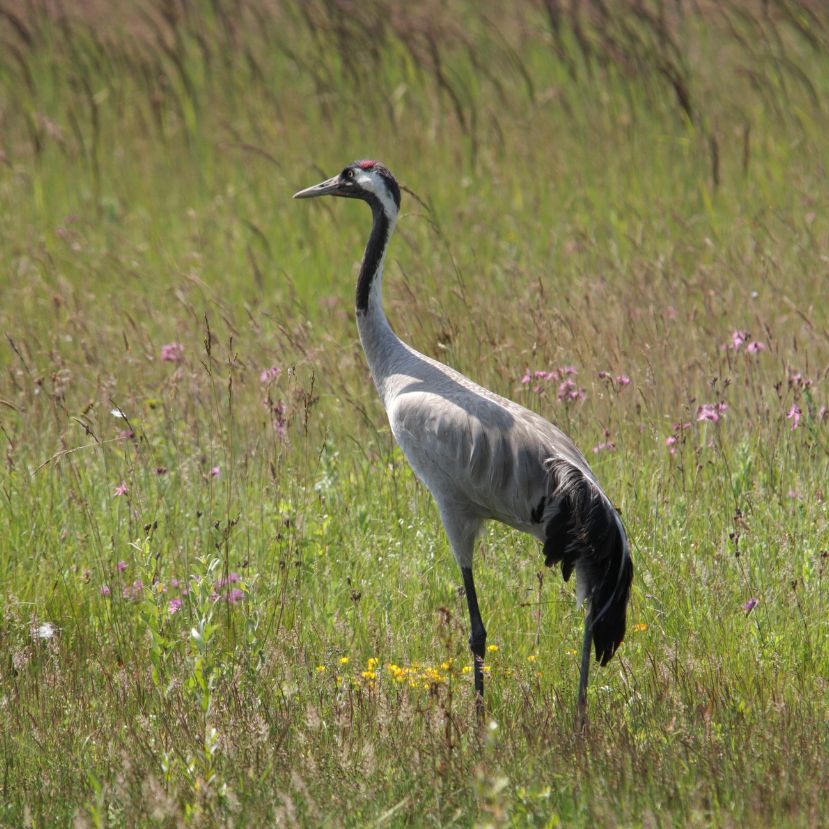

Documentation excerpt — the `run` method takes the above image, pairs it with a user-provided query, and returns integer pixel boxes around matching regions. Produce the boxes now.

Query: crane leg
[461,566,487,720]
[576,606,593,732]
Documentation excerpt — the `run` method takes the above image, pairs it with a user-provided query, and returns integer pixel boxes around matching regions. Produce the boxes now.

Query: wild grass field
[1,1,828,826]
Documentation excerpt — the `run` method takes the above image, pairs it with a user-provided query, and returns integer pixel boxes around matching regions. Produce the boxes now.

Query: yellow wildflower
[633,623,648,633]
[421,667,447,685]
[315,665,326,673]
[386,663,406,682]
[339,656,349,665]
[487,644,499,653]
[461,665,472,675]
[527,654,537,662]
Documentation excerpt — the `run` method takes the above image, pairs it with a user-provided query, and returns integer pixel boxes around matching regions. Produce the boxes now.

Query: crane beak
[293,175,342,200]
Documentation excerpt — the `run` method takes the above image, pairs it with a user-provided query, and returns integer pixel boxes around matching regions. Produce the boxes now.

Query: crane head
[293,160,401,219]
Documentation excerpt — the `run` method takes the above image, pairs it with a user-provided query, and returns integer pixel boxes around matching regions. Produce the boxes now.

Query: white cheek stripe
[357,170,398,220]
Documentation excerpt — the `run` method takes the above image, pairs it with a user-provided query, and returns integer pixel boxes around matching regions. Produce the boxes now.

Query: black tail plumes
[542,459,633,666]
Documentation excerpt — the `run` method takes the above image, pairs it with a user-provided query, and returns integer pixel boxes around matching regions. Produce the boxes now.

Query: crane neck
[355,201,403,404]
[356,202,395,315]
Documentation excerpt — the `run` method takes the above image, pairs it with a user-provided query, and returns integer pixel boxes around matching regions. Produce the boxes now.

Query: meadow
[1,1,828,826]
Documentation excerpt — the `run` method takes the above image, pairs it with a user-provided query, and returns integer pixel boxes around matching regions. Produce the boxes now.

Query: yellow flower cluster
[317,653,530,691]
[360,658,381,683]
[385,661,451,688]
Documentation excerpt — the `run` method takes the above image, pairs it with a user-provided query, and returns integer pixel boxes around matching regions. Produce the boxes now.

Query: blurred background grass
[1,2,828,827]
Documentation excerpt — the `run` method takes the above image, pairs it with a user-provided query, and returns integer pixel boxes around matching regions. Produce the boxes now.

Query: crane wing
[385,357,594,532]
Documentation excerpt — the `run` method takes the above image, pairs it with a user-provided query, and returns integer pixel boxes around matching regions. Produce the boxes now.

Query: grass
[1,1,828,826]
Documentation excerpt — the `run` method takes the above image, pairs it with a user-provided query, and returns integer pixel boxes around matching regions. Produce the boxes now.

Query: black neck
[356,202,391,314]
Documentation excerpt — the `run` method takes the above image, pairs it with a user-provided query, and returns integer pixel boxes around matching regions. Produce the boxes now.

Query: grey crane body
[295,161,633,721]
[367,320,594,566]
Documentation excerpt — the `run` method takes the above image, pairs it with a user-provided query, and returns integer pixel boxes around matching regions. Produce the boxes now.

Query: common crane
[294,161,633,721]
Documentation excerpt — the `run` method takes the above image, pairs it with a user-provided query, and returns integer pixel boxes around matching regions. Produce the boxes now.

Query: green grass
[1,1,828,826]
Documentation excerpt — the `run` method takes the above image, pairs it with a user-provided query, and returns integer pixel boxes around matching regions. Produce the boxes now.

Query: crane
[294,161,633,722]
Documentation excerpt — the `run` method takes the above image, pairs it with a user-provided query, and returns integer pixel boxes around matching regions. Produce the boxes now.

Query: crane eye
[346,169,355,179]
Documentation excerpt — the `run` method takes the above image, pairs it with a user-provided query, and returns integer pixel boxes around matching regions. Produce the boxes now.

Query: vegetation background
[1,1,827,826]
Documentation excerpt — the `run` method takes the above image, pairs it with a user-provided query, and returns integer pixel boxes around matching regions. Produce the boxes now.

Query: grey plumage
[295,161,633,721]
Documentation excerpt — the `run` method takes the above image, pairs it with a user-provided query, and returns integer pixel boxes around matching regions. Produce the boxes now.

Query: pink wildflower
[260,366,281,384]
[743,597,759,614]
[746,341,766,354]
[100,584,111,597]
[160,342,184,363]
[592,441,615,453]
[211,586,245,604]
[117,560,128,572]
[616,374,631,387]
[225,588,245,604]
[819,405,828,421]
[731,330,749,350]
[210,466,220,478]
[122,579,144,600]
[114,481,129,497]
[520,370,531,385]
[787,405,801,430]
[214,572,240,590]
[168,598,182,615]
[557,379,586,402]
[696,402,728,423]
